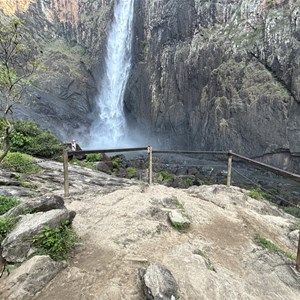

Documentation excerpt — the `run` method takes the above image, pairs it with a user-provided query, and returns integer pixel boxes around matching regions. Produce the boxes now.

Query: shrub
[158,170,174,185]
[247,188,268,200]
[86,153,103,162]
[8,120,62,158]
[0,152,41,173]
[112,156,123,171]
[0,195,21,215]
[0,217,16,243]
[32,221,78,261]
[126,167,137,178]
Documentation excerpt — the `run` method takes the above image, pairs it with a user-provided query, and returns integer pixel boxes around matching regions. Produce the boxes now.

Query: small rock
[168,210,191,229]
[94,161,112,173]
[139,264,178,300]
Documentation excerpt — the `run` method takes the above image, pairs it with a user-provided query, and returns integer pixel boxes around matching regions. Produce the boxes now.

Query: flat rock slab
[1,209,76,263]
[139,264,178,300]
[0,255,66,300]
[168,210,191,229]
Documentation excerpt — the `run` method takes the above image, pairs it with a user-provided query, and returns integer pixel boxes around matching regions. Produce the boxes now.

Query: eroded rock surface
[0,255,66,300]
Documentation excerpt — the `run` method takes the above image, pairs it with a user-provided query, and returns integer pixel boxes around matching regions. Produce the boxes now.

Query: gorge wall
[126,0,300,171]
[0,0,114,141]
[1,0,300,171]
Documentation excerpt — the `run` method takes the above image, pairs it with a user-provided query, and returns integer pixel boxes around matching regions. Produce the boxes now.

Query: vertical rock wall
[126,0,300,170]
[0,0,114,141]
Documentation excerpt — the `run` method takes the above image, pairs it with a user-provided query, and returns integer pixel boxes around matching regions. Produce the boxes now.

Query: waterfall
[88,0,135,149]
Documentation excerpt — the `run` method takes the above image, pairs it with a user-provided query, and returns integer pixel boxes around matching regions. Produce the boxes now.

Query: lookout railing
[63,146,300,272]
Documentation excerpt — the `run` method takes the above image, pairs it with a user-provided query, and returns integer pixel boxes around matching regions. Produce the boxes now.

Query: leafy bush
[0,217,16,243]
[0,152,41,173]
[247,188,268,200]
[33,221,78,261]
[0,195,21,215]
[86,153,103,162]
[112,156,123,171]
[126,167,137,178]
[3,120,63,158]
[158,170,174,185]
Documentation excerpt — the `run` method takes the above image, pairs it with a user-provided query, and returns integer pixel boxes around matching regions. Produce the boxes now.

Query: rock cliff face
[1,0,300,171]
[126,0,300,171]
[0,0,114,141]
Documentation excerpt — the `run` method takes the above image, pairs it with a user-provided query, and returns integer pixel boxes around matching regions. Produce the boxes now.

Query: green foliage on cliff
[0,152,41,173]
[0,18,39,162]
[0,119,62,158]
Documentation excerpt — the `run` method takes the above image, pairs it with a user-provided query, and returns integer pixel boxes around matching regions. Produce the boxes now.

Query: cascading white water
[88,0,135,149]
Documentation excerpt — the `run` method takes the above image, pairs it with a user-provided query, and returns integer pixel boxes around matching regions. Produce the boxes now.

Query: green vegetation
[112,156,123,172]
[86,153,103,162]
[0,152,41,173]
[0,195,21,215]
[158,170,174,185]
[0,18,39,162]
[178,176,194,189]
[0,195,21,242]
[69,157,95,170]
[0,217,16,243]
[254,234,295,260]
[33,221,78,261]
[172,221,190,231]
[283,206,300,219]
[140,40,148,61]
[247,188,268,201]
[9,121,62,158]
[126,167,137,178]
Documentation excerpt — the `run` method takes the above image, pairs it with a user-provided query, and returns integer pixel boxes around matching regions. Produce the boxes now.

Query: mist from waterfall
[88,0,136,149]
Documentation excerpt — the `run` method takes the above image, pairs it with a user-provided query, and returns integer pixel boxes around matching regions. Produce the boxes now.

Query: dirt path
[34,184,300,299]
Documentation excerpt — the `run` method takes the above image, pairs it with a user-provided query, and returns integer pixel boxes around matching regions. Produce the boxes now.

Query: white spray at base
[88,0,136,149]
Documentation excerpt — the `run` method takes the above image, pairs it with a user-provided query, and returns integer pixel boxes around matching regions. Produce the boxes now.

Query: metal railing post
[227,150,232,187]
[148,146,153,185]
[63,149,69,197]
[296,231,300,272]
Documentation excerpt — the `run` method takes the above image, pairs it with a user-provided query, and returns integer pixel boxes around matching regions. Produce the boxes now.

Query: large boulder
[1,209,76,263]
[4,195,65,218]
[139,264,178,300]
[0,255,66,300]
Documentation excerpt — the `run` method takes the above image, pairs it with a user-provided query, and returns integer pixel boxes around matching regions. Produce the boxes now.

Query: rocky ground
[0,160,300,299]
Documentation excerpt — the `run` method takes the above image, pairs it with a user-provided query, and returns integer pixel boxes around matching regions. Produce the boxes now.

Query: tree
[0,18,39,162]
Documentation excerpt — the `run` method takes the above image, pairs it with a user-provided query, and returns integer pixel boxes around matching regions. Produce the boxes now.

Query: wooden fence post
[296,231,300,272]
[148,146,153,185]
[63,149,69,197]
[227,150,232,187]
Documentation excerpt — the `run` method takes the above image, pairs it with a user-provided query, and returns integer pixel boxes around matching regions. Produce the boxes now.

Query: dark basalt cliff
[126,0,300,171]
[1,0,300,171]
